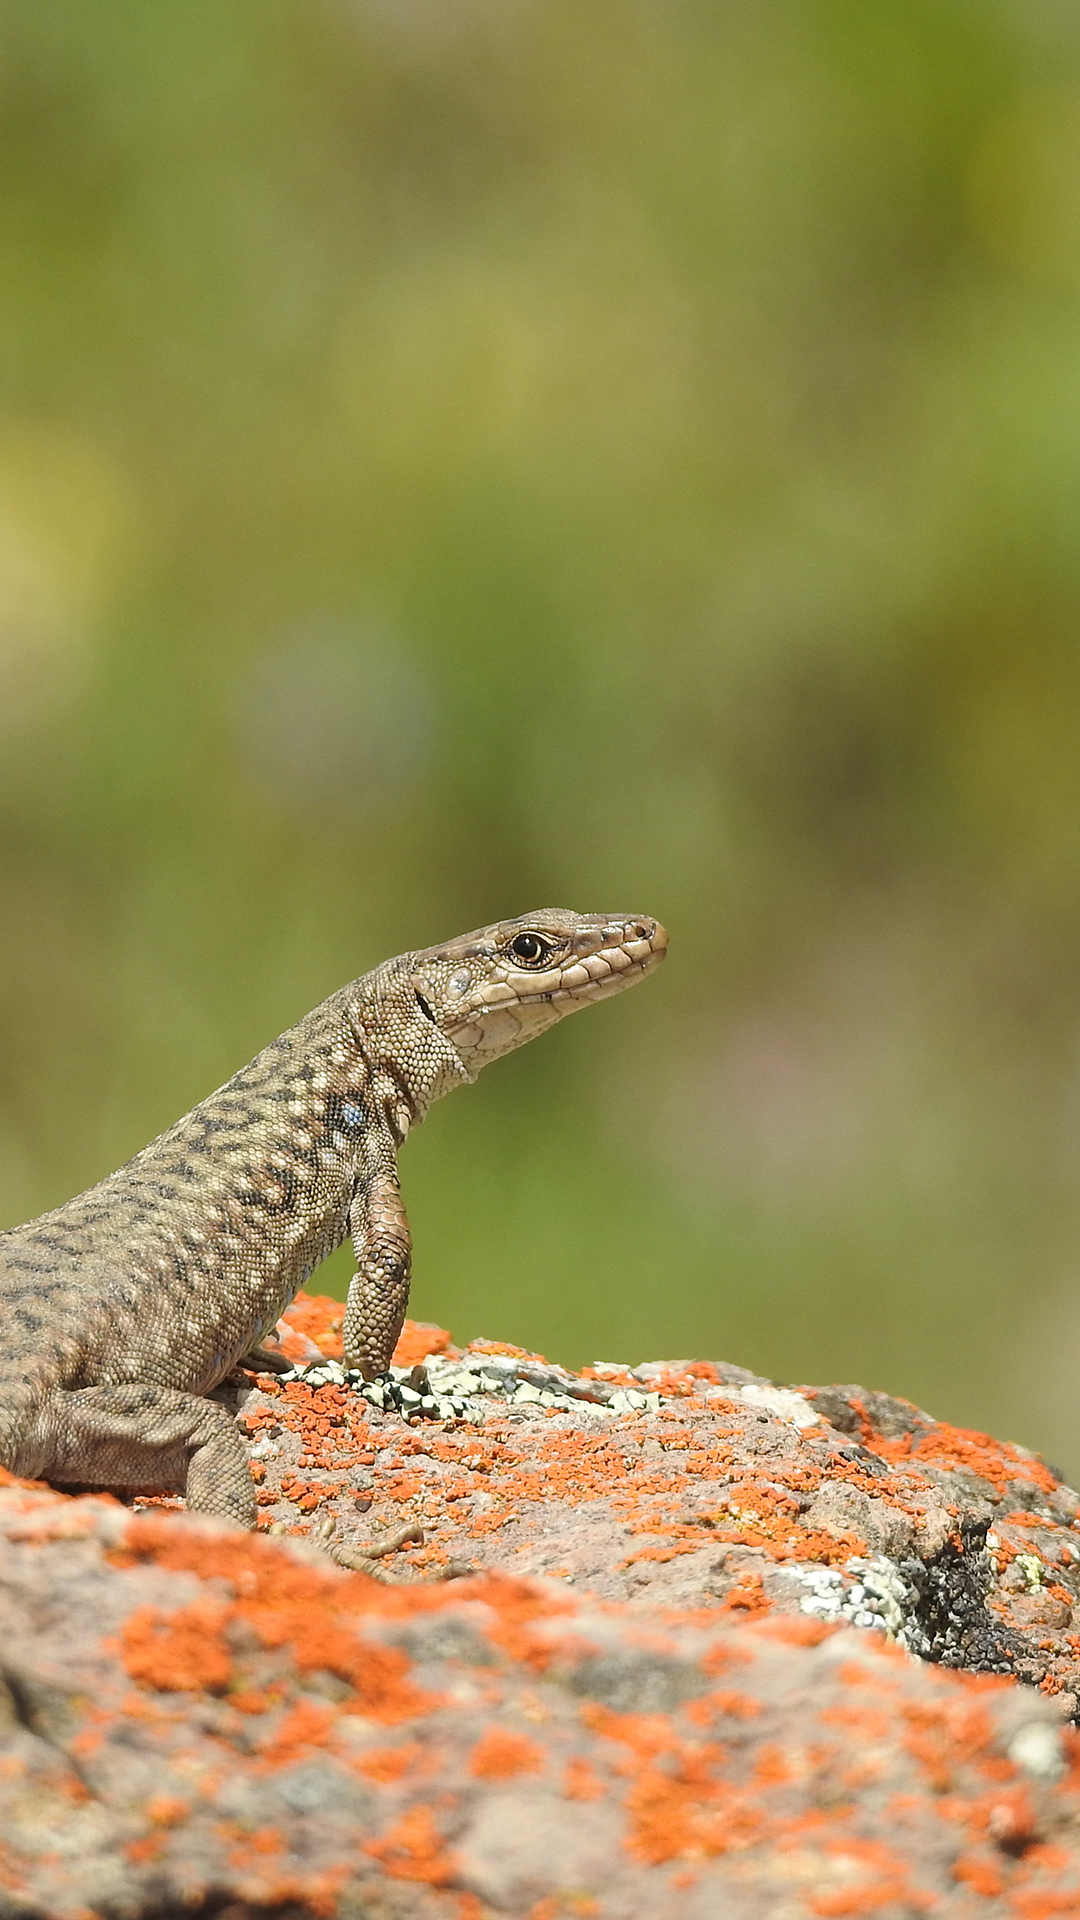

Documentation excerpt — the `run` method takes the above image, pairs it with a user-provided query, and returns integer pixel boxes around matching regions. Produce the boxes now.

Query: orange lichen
[464,1574,577,1672]
[0,1464,49,1494]
[859,1407,1059,1499]
[125,1836,165,1865]
[392,1322,455,1366]
[809,1888,919,1917]
[754,1616,836,1648]
[952,1850,1005,1896]
[706,1689,763,1720]
[625,1764,764,1865]
[355,1743,423,1784]
[719,1572,771,1615]
[469,1727,544,1780]
[750,1743,792,1788]
[229,1689,274,1713]
[364,1805,457,1884]
[902,1698,998,1794]
[118,1516,439,1724]
[145,1795,189,1827]
[805,1838,931,1915]
[822,1703,892,1739]
[122,1600,232,1694]
[230,1826,284,1859]
[563,1757,606,1800]
[256,1699,336,1766]
[278,1293,344,1358]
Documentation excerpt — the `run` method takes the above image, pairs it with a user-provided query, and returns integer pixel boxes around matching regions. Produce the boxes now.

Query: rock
[2,1491,1080,1917]
[458,1791,626,1910]
[216,1298,1080,1700]
[802,1477,916,1557]
[3,1296,1080,1913]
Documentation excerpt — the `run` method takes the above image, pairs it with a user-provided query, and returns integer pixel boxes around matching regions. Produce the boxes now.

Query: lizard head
[407,909,668,1078]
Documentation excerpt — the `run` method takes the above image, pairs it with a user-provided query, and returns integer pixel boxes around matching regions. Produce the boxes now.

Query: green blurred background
[5,0,1080,1469]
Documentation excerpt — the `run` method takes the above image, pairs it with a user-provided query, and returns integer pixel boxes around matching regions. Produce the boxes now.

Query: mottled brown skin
[0,911,666,1528]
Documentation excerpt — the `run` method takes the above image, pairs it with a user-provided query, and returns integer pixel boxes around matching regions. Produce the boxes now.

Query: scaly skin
[0,910,666,1527]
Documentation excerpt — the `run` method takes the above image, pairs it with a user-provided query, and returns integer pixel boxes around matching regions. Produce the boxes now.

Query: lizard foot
[321,1516,425,1580]
[265,1515,421,1580]
[308,1516,476,1584]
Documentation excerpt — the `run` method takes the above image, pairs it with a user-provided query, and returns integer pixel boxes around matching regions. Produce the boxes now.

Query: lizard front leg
[343,1165,412,1379]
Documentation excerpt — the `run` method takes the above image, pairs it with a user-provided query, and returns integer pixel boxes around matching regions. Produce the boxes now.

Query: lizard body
[0,910,666,1526]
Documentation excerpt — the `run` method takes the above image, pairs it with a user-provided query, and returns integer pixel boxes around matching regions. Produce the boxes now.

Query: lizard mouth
[517,936,667,1005]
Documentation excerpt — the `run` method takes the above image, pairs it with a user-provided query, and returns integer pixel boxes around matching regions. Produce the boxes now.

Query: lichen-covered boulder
[3,1296,1080,1916]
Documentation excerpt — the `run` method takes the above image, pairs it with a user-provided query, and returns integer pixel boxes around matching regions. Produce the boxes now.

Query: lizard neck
[345,964,471,1148]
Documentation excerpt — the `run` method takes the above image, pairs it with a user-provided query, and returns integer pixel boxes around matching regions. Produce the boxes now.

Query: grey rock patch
[458,1791,626,1909]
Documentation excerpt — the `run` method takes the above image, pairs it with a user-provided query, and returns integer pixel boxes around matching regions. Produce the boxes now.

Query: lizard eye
[509,931,551,966]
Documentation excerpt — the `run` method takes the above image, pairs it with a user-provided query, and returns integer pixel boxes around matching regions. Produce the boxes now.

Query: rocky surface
[5,1294,1080,1914]
[249,1298,1080,1705]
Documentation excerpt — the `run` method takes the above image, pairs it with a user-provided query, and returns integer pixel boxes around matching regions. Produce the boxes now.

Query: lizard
[0,909,666,1534]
